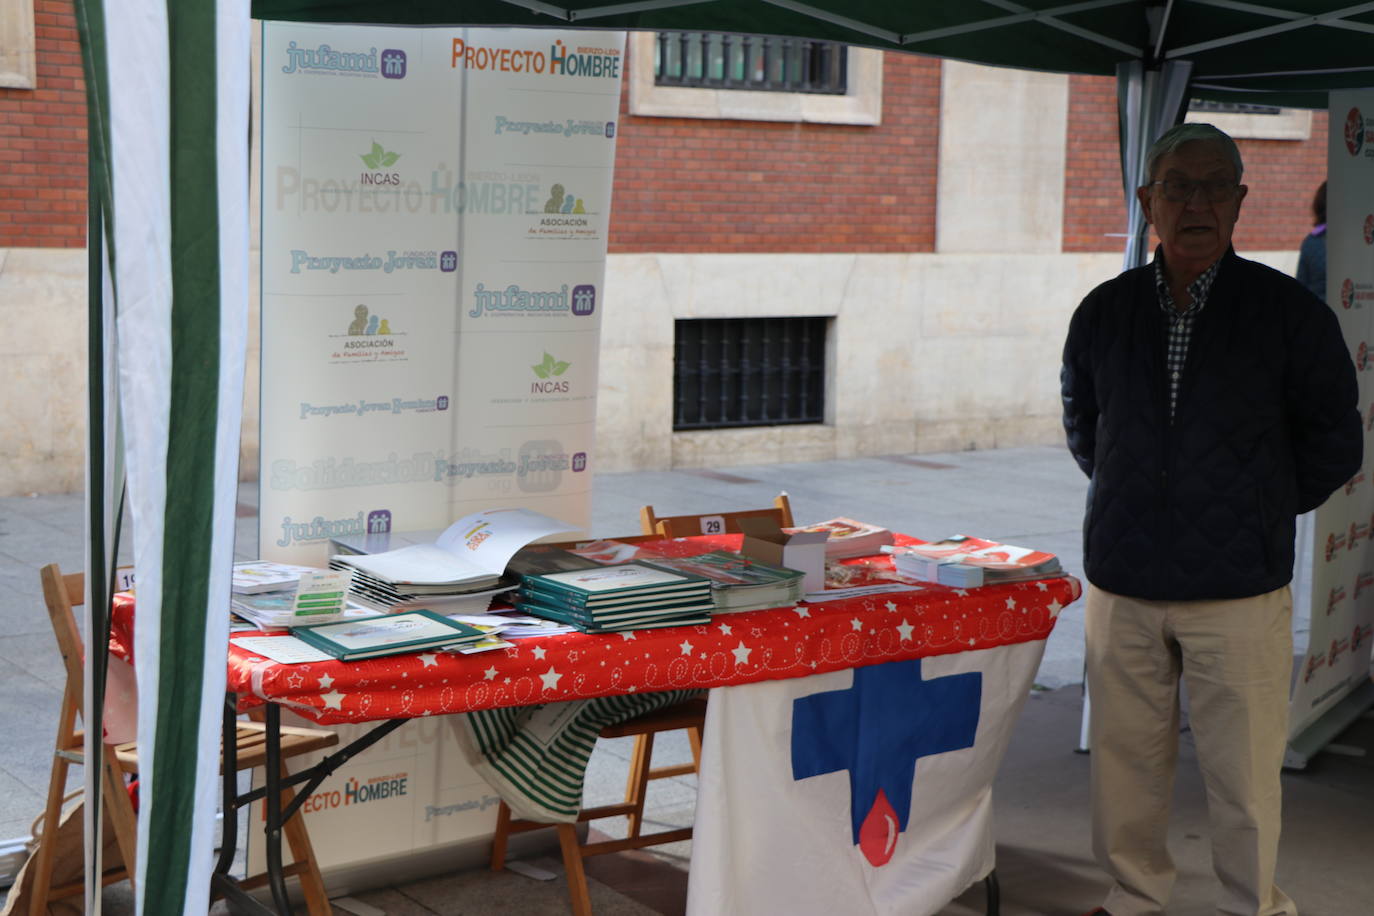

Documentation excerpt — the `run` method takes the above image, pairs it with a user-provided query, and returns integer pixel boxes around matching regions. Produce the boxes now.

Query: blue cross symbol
[791,658,982,846]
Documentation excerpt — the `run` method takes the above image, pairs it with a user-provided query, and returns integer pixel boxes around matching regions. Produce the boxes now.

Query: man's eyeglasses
[1147,178,1240,203]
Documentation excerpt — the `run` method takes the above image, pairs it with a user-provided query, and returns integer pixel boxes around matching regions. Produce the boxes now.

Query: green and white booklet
[291,609,486,661]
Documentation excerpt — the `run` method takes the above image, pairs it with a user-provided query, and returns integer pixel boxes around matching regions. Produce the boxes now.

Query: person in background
[1295,180,1326,299]
[1061,125,1361,916]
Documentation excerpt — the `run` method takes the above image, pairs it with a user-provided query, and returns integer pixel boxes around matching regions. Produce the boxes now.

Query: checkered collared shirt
[1154,253,1221,421]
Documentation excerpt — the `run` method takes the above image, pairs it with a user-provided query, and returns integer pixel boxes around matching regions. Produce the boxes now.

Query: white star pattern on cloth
[793,606,810,618]
[850,617,863,631]
[620,631,636,640]
[418,653,439,667]
[954,589,970,597]
[318,673,334,689]
[532,646,547,660]
[285,672,304,689]
[968,637,976,646]
[1048,599,1064,618]
[1005,597,1017,610]
[732,642,752,665]
[484,666,498,681]
[885,600,898,612]
[679,639,694,655]
[897,619,914,641]
[540,667,562,690]
[1037,581,1049,591]
[321,691,345,710]
[719,623,733,635]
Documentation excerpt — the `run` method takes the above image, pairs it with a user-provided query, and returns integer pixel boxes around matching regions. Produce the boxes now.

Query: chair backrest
[40,564,87,709]
[640,492,795,539]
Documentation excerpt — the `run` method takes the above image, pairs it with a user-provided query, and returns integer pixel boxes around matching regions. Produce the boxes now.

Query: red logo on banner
[1347,107,1365,156]
[1327,585,1347,615]
[1365,215,1374,245]
[1343,278,1357,310]
[1354,570,1374,597]
[1345,472,1366,494]
[1304,651,1326,682]
[1358,342,1369,371]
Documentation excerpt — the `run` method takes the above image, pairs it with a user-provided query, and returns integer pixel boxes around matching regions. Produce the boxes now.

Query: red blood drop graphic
[858,788,900,866]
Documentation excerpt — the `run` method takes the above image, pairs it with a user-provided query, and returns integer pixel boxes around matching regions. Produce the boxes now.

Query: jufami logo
[1346,106,1365,156]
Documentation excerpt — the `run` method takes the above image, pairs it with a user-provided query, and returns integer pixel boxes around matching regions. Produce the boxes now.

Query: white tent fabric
[81,1,251,911]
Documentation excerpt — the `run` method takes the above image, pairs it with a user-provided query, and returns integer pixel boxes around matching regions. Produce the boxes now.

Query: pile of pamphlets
[885,536,1062,588]
[230,561,352,628]
[329,507,576,612]
[642,550,805,613]
[786,518,894,559]
[515,562,713,632]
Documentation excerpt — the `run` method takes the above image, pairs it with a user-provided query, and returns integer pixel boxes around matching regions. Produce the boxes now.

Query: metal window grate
[673,317,827,430]
[654,32,847,95]
[1189,98,1281,116]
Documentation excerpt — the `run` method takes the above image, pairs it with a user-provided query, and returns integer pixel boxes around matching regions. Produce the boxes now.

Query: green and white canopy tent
[72,1,1374,912]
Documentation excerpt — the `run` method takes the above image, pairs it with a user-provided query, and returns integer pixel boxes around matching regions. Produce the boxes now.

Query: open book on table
[330,507,577,595]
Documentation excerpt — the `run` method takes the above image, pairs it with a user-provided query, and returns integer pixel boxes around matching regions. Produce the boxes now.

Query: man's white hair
[1144,122,1244,184]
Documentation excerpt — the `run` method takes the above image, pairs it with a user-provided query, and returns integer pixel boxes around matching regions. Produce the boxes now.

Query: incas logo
[1304,651,1326,683]
[1326,531,1347,561]
[1327,585,1347,615]
[360,141,401,186]
[531,352,571,394]
[1365,215,1374,245]
[1346,471,1366,495]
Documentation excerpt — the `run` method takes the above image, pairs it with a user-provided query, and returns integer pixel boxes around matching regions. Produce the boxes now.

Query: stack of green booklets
[515,562,713,632]
[638,550,805,612]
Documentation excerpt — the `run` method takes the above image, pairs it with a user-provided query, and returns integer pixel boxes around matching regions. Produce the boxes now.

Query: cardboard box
[738,516,827,594]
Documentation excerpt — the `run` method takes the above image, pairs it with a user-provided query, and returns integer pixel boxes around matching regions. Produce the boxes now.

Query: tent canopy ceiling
[252,0,1374,108]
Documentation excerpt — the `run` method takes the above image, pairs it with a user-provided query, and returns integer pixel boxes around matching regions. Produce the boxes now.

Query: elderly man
[1061,123,1362,916]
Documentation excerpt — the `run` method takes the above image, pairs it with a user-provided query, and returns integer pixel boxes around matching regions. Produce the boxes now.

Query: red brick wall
[1063,74,1329,255]
[608,49,942,254]
[0,0,86,248]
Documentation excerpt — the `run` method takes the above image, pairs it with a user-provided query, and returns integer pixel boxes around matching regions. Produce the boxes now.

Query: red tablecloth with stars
[111,534,1079,727]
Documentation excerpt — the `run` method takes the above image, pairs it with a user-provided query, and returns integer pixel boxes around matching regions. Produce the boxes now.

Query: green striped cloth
[460,690,705,823]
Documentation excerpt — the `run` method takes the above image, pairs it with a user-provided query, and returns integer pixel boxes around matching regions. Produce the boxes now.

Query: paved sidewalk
[3,444,1360,916]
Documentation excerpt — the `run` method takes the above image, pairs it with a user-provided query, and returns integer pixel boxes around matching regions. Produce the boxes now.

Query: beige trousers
[1085,584,1297,916]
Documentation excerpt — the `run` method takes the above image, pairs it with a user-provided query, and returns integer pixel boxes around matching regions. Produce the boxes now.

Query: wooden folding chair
[488,697,707,916]
[640,491,795,539]
[29,564,338,916]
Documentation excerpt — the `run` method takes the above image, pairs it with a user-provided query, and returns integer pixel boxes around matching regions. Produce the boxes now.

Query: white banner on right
[1290,91,1374,739]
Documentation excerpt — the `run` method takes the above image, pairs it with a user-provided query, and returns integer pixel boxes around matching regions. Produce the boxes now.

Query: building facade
[0,9,1329,493]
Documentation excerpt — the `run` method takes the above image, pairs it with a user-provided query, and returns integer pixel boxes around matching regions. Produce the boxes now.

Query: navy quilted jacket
[1061,249,1362,601]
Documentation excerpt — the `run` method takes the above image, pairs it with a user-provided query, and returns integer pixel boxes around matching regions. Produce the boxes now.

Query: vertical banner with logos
[260,24,623,564]
[1290,90,1374,740]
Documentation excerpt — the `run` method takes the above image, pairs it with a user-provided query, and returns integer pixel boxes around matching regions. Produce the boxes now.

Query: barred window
[655,32,847,95]
[1189,99,1281,116]
[673,318,827,430]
